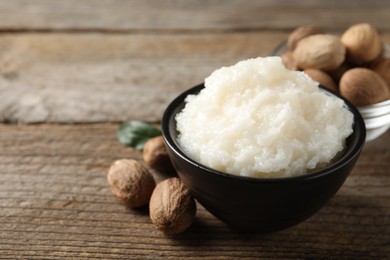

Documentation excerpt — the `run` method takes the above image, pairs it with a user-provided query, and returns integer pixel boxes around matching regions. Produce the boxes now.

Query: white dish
[366,124,390,141]
[358,106,390,118]
[363,113,390,129]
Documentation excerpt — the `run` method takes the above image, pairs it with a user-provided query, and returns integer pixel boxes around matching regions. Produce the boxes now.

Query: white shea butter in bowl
[175,57,354,178]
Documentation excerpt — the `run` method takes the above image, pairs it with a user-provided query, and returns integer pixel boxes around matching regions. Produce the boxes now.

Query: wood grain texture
[0,31,287,123]
[1,32,390,123]
[1,1,390,258]
[0,123,389,259]
[0,0,389,31]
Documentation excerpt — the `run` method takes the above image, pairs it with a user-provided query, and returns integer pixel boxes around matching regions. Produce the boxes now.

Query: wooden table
[1,1,389,259]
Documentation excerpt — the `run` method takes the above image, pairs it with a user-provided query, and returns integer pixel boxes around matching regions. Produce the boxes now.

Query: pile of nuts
[282,23,390,106]
[107,136,196,235]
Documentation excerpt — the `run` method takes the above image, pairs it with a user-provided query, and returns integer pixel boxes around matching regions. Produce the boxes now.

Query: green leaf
[117,120,162,151]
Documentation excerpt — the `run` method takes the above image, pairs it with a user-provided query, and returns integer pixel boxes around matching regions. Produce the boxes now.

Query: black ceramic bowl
[162,83,366,232]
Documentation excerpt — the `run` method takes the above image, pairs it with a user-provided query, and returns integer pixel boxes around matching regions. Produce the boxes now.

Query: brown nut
[293,34,346,71]
[281,51,299,70]
[149,177,196,235]
[287,25,323,50]
[339,68,390,106]
[328,62,352,84]
[107,159,155,208]
[341,23,382,65]
[304,69,338,92]
[371,58,390,90]
[143,136,175,173]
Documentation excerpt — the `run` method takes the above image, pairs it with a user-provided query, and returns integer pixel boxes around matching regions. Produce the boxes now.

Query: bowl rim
[162,83,366,183]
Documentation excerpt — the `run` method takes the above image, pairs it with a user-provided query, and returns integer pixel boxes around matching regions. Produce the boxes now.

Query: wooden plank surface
[0,31,287,123]
[1,1,390,259]
[0,0,389,31]
[0,123,389,259]
[1,32,390,123]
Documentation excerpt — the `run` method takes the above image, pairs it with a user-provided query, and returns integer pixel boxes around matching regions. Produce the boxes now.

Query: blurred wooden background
[1,0,390,123]
[0,1,389,259]
[0,0,389,31]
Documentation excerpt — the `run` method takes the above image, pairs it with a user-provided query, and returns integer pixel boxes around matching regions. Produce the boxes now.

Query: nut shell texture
[293,34,346,71]
[304,69,338,92]
[339,68,390,106]
[149,177,196,235]
[107,159,155,208]
[143,136,175,172]
[371,58,390,89]
[341,23,382,65]
[281,51,299,70]
[287,25,323,50]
